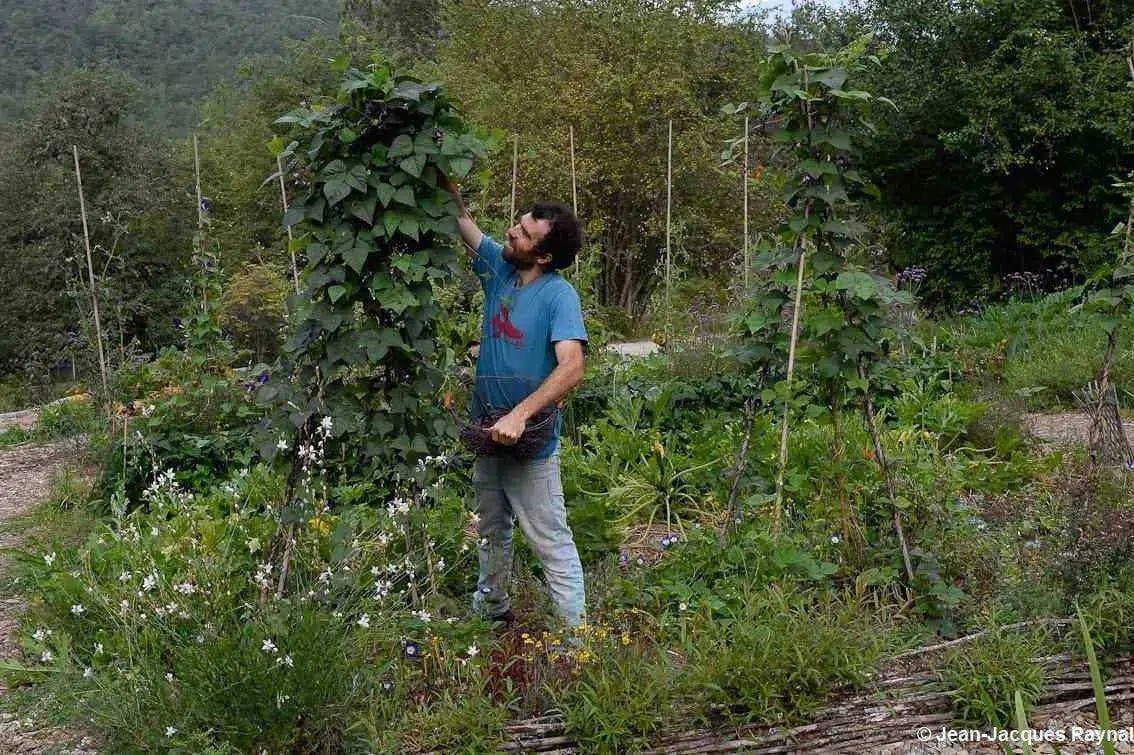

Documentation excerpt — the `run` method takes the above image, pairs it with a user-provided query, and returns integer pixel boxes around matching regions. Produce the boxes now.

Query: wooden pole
[193,133,207,312]
[743,115,750,292]
[665,119,673,344]
[510,134,519,222]
[570,125,579,276]
[72,146,109,402]
[277,154,300,295]
[773,235,808,535]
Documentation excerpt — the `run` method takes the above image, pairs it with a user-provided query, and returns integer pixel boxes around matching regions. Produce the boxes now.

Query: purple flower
[403,640,420,659]
[618,551,629,567]
[257,372,270,384]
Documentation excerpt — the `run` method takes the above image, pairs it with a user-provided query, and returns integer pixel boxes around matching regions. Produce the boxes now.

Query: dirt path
[1025,411,1134,447]
[0,436,97,754]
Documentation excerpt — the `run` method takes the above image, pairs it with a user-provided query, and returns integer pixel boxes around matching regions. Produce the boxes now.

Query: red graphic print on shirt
[491,303,525,346]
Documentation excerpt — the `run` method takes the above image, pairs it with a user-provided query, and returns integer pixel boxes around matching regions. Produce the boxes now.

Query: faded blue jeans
[471,452,586,628]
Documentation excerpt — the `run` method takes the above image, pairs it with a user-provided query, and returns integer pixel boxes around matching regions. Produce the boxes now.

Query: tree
[0,67,193,379]
[436,0,765,317]
[856,0,1134,306]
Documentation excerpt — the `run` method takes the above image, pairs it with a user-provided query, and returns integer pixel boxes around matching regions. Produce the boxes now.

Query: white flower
[830,534,841,545]
[196,635,204,644]
[357,614,371,629]
[276,654,294,668]
[435,558,445,570]
[83,667,93,679]
[118,571,133,583]
[119,599,129,611]
[175,582,195,595]
[71,604,85,616]
[262,638,278,654]
[319,416,332,433]
[276,437,288,451]
[165,672,174,682]
[679,602,688,612]
[414,610,431,623]
[467,644,479,658]
[94,643,103,654]
[142,572,158,592]
[43,552,56,566]
[165,726,177,738]
[41,650,53,663]
[33,628,46,641]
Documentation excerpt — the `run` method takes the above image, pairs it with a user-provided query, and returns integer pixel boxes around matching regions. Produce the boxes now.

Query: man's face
[502,213,553,270]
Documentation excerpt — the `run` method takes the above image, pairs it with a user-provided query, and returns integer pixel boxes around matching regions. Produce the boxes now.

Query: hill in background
[0,0,339,133]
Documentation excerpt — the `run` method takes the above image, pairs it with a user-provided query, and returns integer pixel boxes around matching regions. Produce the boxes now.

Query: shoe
[489,608,516,628]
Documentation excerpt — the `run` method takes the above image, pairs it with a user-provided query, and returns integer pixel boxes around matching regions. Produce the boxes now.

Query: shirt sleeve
[472,235,512,292]
[549,284,588,346]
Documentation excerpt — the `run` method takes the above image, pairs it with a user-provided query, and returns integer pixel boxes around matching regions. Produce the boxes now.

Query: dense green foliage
[0,68,194,380]
[856,0,1134,305]
[0,0,338,133]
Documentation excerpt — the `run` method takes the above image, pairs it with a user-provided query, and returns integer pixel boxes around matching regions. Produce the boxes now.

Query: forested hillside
[0,0,338,132]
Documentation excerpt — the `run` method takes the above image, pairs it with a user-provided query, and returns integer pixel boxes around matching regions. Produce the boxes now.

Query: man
[442,176,588,630]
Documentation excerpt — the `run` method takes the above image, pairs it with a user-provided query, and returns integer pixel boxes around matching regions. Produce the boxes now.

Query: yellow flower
[308,516,331,537]
[621,632,631,646]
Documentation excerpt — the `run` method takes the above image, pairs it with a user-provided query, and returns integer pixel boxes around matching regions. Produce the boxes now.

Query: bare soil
[0,437,97,754]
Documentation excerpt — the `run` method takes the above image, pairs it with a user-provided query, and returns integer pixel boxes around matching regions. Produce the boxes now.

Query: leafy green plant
[1078,605,1117,755]
[941,628,1046,728]
[553,643,678,755]
[257,58,487,493]
[682,584,883,726]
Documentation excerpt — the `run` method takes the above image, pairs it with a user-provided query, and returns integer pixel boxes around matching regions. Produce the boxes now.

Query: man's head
[502,202,583,272]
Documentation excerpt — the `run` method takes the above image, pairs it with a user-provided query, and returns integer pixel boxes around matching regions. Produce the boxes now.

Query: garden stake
[858,360,915,583]
[193,133,208,312]
[277,154,300,295]
[773,233,808,535]
[570,124,579,276]
[72,146,109,403]
[510,134,519,222]
[743,114,749,291]
[665,119,673,345]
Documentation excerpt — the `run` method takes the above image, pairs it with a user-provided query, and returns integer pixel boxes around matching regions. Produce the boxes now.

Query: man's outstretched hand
[488,409,526,446]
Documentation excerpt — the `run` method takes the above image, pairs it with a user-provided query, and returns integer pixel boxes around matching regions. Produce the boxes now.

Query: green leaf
[348,195,377,225]
[448,157,473,178]
[398,216,420,240]
[376,183,396,207]
[389,135,414,158]
[378,287,419,314]
[383,210,401,239]
[323,180,352,206]
[393,185,416,206]
[328,285,347,304]
[343,244,369,274]
[399,153,427,178]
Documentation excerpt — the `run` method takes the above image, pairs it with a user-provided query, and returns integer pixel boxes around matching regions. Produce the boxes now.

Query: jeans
[471,452,586,627]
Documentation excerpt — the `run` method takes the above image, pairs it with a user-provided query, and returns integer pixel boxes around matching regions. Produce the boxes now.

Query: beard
[503,243,537,270]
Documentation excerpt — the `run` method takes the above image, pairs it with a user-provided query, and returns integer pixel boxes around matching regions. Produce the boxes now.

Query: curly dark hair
[531,202,583,271]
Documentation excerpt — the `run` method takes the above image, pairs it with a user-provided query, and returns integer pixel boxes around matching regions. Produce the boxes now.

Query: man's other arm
[488,340,585,445]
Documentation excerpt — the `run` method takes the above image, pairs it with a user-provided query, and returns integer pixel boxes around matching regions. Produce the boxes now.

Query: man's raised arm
[440,174,483,255]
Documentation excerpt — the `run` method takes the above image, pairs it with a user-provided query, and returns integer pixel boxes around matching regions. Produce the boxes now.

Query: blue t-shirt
[472,235,587,458]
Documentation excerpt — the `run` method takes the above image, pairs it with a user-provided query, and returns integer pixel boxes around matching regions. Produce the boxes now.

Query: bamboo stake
[772,238,807,534]
[665,119,673,344]
[570,125,579,276]
[193,133,207,312]
[72,146,109,402]
[277,154,300,295]
[743,114,750,291]
[510,134,519,222]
